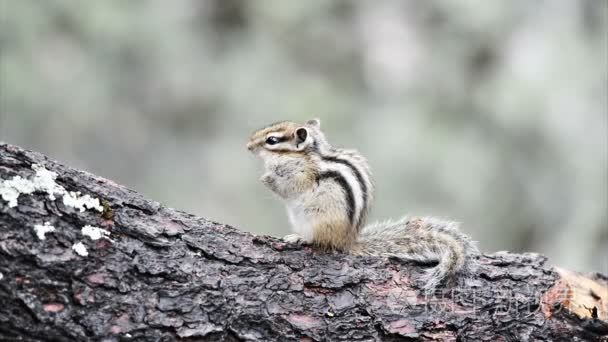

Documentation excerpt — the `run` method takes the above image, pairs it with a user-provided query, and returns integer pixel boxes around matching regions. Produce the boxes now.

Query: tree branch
[0,143,606,341]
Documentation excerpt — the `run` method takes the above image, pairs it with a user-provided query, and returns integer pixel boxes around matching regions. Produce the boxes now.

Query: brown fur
[248,120,479,291]
[247,121,300,152]
[313,219,357,251]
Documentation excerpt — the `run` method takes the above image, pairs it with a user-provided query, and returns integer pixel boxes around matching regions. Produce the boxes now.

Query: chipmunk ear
[295,127,308,147]
[306,118,321,128]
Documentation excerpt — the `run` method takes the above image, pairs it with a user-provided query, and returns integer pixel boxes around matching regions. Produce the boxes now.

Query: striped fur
[248,119,478,291]
[318,171,356,224]
[315,149,373,231]
[247,119,373,238]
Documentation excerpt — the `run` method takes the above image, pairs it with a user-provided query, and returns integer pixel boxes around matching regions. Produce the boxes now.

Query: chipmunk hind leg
[312,219,357,252]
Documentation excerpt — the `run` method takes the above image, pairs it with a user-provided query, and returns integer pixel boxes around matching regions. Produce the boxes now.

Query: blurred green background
[0,0,606,273]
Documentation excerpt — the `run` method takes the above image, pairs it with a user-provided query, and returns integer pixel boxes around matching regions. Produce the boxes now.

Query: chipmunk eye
[266,136,280,145]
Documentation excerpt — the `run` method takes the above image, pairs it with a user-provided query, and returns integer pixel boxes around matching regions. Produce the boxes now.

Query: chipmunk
[247,119,479,290]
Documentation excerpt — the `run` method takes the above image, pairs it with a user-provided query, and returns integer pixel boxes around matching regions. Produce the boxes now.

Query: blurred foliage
[0,0,606,272]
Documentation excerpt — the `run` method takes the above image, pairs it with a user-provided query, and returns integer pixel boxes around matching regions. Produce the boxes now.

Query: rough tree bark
[0,143,606,342]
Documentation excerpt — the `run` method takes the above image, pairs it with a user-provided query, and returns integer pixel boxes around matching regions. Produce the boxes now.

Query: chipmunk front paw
[283,234,305,244]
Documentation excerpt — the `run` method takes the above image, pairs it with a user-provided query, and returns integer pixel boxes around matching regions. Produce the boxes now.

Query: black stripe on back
[321,155,367,222]
[319,171,355,224]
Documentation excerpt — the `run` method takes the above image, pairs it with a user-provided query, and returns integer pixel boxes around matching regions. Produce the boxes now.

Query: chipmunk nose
[246,141,255,151]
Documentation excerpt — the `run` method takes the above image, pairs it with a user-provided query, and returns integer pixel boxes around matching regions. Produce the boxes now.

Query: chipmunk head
[247,119,325,155]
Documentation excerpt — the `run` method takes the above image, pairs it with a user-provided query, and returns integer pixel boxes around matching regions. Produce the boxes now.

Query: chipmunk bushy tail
[351,216,479,291]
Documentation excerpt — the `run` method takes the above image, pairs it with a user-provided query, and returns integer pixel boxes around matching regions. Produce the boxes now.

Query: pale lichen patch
[0,164,103,212]
[31,164,66,200]
[81,225,111,241]
[72,242,89,257]
[0,176,36,207]
[0,185,19,207]
[63,192,103,212]
[33,222,55,240]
